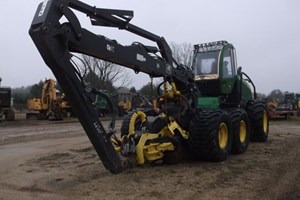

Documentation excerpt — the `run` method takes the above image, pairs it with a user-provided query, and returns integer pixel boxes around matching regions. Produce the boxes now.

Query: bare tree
[267,89,284,102]
[79,55,132,92]
[169,42,193,67]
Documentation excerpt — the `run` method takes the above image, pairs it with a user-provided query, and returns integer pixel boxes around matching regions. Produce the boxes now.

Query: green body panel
[221,76,253,102]
[95,90,108,109]
[197,97,220,109]
[241,80,253,101]
[220,77,236,94]
[95,96,107,109]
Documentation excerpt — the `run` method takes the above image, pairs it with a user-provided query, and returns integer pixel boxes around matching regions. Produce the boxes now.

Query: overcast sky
[0,0,299,95]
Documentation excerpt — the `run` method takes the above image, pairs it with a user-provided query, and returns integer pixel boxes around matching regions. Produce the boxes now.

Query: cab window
[194,50,220,76]
[222,49,236,78]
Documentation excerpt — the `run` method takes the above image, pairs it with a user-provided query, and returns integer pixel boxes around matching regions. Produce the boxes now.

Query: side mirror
[237,66,242,75]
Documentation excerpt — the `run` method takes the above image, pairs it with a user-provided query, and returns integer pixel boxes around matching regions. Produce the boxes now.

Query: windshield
[194,50,220,79]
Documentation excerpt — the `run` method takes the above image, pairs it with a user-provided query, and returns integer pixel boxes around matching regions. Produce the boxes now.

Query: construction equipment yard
[0,114,299,200]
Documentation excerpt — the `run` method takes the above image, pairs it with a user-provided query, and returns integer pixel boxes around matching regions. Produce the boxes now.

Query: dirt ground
[0,114,299,200]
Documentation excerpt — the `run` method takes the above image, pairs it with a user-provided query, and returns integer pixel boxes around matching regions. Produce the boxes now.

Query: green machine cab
[193,41,255,109]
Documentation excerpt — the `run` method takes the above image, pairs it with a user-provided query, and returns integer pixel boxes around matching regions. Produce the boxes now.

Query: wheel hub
[263,110,268,134]
[219,123,228,150]
[239,120,247,143]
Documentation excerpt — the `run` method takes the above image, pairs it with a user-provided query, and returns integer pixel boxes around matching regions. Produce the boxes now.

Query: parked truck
[0,77,15,121]
[268,93,300,119]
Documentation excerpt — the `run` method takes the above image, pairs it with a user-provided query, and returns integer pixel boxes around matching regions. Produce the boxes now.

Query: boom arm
[29,0,193,173]
[31,0,193,83]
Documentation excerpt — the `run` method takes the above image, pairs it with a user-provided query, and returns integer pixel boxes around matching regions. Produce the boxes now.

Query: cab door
[220,47,237,95]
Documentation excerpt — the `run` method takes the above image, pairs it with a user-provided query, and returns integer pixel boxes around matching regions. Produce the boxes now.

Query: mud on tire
[247,100,269,142]
[188,110,233,162]
[228,109,250,154]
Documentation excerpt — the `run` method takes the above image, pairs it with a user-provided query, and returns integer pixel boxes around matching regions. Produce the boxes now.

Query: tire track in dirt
[1,117,300,200]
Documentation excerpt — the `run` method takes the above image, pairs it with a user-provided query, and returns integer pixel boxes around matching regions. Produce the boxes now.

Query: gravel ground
[0,114,299,200]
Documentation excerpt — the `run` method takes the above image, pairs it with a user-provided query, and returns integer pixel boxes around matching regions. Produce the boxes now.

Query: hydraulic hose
[128,111,147,136]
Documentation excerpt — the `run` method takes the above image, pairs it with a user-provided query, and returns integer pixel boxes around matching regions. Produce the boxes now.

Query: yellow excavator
[26,79,71,120]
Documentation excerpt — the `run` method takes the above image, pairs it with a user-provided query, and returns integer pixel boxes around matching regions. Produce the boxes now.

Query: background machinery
[93,90,109,117]
[26,78,71,120]
[29,0,269,173]
[92,90,152,117]
[0,77,15,121]
[117,92,152,117]
[268,92,300,119]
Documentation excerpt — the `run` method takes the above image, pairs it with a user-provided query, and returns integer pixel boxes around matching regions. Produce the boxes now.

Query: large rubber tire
[188,110,233,162]
[5,109,15,121]
[247,100,269,142]
[228,109,250,154]
[163,141,185,165]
